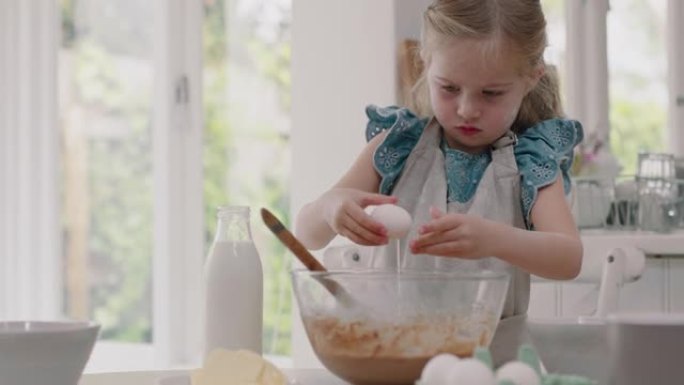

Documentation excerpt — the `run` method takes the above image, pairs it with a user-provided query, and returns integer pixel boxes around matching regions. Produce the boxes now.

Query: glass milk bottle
[204,206,263,355]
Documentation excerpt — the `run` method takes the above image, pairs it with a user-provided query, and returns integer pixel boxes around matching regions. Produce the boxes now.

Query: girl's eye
[441,85,458,93]
[483,90,504,97]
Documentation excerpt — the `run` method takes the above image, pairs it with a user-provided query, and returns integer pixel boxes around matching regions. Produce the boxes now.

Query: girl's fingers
[356,213,388,236]
[412,241,466,257]
[359,193,398,208]
[429,206,445,219]
[419,212,462,234]
[347,205,387,236]
[342,230,377,246]
[410,231,446,251]
[343,227,387,246]
[343,212,388,245]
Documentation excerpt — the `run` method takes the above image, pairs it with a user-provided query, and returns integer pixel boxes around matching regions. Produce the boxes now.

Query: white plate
[158,375,191,385]
[157,368,350,385]
[157,373,301,385]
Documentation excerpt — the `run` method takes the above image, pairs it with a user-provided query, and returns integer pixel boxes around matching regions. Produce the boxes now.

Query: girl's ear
[525,63,545,93]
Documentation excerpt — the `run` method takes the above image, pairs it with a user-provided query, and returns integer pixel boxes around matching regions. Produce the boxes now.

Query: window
[544,0,679,175]
[58,0,292,370]
[201,0,292,357]
[59,0,186,370]
[3,0,683,372]
[59,0,156,346]
[541,0,567,108]
[607,0,668,175]
[2,0,292,369]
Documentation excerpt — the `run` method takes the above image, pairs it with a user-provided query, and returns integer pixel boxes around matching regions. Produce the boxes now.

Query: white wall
[393,0,432,42]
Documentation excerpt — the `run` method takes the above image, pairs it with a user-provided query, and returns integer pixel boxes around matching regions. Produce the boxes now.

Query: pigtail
[513,64,563,133]
[397,39,432,118]
[407,70,432,118]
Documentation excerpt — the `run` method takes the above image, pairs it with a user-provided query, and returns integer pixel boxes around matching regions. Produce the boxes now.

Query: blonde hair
[410,0,563,133]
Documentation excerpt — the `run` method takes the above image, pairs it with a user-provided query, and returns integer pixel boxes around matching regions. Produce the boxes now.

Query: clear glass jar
[204,206,263,355]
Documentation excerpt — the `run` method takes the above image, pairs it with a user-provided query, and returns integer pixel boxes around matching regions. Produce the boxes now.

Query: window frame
[567,0,684,155]
[0,0,204,371]
[150,0,204,368]
[564,0,611,144]
[0,0,61,320]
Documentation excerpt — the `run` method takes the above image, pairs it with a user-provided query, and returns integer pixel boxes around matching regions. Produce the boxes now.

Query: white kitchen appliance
[527,246,646,384]
[607,313,684,385]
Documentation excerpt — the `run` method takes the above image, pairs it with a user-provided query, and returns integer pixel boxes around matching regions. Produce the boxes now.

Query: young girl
[295,0,583,365]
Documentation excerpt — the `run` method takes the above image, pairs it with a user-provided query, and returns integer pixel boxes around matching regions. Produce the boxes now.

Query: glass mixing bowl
[291,269,510,385]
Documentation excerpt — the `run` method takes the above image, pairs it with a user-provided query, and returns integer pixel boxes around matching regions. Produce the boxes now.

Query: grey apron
[370,118,531,366]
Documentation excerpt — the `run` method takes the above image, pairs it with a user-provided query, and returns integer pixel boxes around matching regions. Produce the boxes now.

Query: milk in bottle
[204,206,263,355]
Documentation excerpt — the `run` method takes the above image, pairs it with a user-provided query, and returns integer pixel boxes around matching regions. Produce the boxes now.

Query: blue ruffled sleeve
[365,105,428,194]
[515,118,584,227]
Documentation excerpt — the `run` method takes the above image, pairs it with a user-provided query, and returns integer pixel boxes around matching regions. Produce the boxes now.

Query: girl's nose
[457,96,481,121]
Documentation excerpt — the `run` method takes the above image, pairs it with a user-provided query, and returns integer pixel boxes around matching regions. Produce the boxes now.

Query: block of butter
[191,349,287,385]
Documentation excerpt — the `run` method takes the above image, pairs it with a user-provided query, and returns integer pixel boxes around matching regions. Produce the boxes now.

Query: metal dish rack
[573,175,684,232]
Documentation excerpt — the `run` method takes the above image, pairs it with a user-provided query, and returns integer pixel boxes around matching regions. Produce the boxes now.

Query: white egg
[370,204,412,238]
[420,353,460,385]
[495,361,541,385]
[445,358,495,385]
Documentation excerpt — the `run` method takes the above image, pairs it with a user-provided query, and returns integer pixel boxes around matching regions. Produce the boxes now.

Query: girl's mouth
[457,126,481,136]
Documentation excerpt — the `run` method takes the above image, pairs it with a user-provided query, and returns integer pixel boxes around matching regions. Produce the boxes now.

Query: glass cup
[608,175,638,230]
[636,153,678,232]
[637,152,675,180]
[574,177,614,229]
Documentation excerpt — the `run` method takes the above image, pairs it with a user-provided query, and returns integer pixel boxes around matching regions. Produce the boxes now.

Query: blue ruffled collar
[440,138,491,203]
[364,105,584,229]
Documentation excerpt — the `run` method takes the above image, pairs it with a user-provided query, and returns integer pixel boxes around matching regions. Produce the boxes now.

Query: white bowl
[607,313,684,385]
[0,320,100,385]
[527,317,607,384]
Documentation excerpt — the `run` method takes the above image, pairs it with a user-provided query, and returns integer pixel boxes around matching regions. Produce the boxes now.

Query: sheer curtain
[0,0,61,319]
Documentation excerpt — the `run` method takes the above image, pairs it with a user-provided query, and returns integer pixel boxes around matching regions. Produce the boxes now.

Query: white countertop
[80,368,349,385]
[581,228,684,255]
[79,230,684,385]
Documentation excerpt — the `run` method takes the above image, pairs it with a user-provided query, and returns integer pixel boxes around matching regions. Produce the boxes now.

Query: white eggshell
[370,204,412,238]
[420,353,460,385]
[495,361,541,385]
[445,358,495,385]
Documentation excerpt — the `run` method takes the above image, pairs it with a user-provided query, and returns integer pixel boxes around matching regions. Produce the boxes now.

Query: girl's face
[427,37,537,153]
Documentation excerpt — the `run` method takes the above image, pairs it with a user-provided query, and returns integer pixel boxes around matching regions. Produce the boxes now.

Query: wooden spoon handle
[260,208,355,306]
[260,208,326,272]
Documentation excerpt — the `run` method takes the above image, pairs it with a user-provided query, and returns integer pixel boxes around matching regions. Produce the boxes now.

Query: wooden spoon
[260,208,355,307]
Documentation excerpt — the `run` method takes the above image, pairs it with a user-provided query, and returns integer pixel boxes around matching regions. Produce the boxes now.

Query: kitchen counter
[80,368,349,385]
[581,228,684,255]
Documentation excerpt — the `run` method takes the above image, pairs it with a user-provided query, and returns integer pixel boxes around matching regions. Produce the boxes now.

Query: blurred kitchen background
[1,0,683,373]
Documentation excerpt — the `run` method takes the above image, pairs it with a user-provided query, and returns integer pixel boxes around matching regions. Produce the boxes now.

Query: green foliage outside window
[202,0,292,355]
[60,0,292,355]
[610,99,666,176]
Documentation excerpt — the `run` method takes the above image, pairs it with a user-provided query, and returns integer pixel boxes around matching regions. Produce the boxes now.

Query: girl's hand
[321,187,398,246]
[409,206,497,259]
